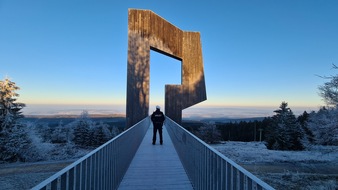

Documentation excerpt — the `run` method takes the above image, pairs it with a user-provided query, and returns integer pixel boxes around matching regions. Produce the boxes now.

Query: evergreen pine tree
[91,122,112,146]
[37,123,53,143]
[0,124,39,162]
[198,122,222,144]
[72,111,92,147]
[297,111,315,144]
[0,78,25,131]
[265,102,304,150]
[0,78,38,162]
[51,121,68,144]
[111,125,120,138]
[73,120,91,147]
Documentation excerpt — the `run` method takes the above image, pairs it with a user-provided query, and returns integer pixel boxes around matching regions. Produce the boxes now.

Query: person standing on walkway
[151,105,165,145]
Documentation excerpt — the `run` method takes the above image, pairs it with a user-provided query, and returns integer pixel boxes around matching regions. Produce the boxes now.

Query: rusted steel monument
[126,9,207,128]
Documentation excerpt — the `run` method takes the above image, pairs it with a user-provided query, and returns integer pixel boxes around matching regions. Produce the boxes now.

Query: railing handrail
[32,115,275,190]
[32,117,150,190]
[165,116,275,190]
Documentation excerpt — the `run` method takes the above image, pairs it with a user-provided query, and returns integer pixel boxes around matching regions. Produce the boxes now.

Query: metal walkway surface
[118,124,194,190]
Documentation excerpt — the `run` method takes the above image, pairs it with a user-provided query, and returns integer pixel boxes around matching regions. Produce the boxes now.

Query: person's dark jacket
[151,109,165,126]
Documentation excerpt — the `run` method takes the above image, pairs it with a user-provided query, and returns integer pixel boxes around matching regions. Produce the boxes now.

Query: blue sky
[1,1,338,117]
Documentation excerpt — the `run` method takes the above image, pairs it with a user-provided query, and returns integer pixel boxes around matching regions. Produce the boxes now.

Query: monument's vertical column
[181,32,207,109]
[126,10,150,128]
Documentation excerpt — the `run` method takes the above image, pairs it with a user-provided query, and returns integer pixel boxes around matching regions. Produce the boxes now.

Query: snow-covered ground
[212,142,338,189]
[0,146,91,190]
[0,160,75,190]
[212,141,338,164]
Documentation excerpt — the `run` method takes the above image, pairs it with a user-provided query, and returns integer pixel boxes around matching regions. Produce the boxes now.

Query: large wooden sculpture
[126,9,206,128]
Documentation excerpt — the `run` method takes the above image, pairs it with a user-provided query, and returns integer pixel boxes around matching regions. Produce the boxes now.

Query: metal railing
[32,117,150,190]
[165,117,275,190]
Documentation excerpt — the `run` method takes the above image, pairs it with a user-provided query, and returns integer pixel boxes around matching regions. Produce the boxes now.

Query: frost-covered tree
[0,78,39,162]
[197,122,222,144]
[111,125,120,138]
[307,107,338,145]
[72,111,92,147]
[265,102,304,150]
[91,122,112,146]
[318,64,338,106]
[297,111,315,144]
[50,121,68,144]
[0,78,25,132]
[0,124,40,162]
[36,123,53,143]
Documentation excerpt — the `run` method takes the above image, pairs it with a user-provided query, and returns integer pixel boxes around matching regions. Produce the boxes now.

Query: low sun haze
[1,1,338,117]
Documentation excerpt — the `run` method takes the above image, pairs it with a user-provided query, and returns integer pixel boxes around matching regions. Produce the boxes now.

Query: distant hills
[183,117,266,123]
[23,114,266,125]
[24,113,125,119]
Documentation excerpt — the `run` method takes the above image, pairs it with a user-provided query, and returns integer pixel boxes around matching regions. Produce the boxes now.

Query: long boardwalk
[118,124,194,190]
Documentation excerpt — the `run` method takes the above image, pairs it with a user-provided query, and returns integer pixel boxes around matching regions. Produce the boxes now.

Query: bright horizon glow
[2,1,338,118]
[22,103,319,119]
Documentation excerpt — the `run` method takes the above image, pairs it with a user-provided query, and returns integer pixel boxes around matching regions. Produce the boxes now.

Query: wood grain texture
[126,9,206,128]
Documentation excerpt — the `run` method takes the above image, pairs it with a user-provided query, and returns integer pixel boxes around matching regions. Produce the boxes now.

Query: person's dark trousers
[152,125,163,144]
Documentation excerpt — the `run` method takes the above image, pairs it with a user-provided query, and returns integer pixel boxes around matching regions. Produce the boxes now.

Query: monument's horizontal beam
[150,46,182,62]
[128,9,183,58]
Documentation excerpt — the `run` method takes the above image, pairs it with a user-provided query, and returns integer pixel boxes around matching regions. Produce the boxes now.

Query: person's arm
[151,113,154,122]
[161,113,165,122]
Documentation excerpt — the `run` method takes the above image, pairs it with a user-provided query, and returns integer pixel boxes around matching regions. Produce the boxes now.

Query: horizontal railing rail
[165,117,275,190]
[32,117,150,190]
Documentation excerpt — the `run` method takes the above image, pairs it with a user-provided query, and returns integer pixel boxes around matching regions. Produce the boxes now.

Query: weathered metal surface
[126,9,206,128]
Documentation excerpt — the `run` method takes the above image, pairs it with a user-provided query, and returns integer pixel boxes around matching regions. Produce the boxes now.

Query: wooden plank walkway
[118,124,194,190]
